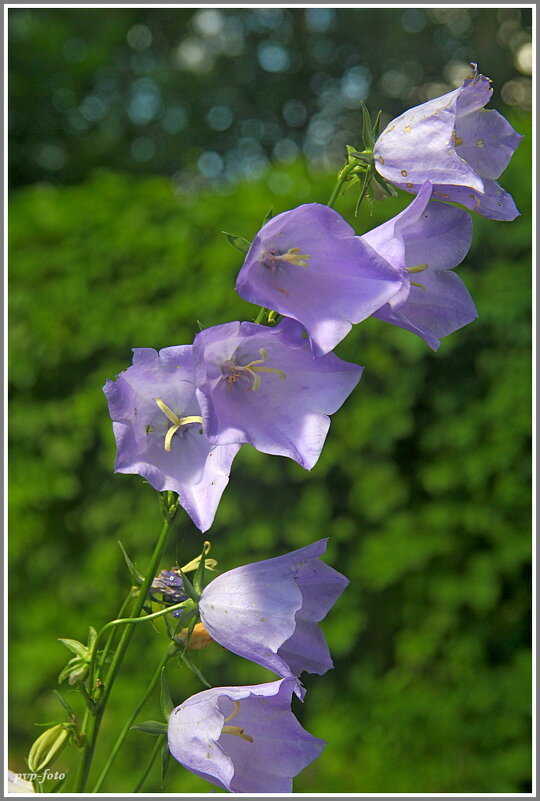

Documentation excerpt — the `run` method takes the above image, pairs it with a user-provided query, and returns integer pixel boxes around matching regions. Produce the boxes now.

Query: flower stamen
[155,398,203,452]
[221,701,254,743]
[406,263,428,274]
[223,348,287,392]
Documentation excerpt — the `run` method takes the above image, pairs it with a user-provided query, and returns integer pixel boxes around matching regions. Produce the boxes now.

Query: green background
[9,7,531,793]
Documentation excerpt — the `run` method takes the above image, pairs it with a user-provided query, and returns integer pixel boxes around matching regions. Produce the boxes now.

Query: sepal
[131,720,168,736]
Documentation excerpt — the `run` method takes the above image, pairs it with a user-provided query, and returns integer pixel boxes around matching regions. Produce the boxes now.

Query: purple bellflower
[360,182,477,349]
[193,317,363,469]
[235,203,403,355]
[168,677,325,792]
[103,347,240,533]
[198,539,348,696]
[373,65,522,221]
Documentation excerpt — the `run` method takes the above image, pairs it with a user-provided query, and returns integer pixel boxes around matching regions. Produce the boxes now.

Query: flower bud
[27,724,68,773]
[175,622,213,650]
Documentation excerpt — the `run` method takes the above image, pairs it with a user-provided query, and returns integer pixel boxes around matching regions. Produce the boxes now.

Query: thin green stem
[132,735,163,793]
[97,589,137,677]
[92,599,192,656]
[92,644,176,792]
[73,510,178,793]
[327,163,354,208]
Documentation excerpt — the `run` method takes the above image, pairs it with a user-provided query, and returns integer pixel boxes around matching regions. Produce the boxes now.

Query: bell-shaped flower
[192,318,363,469]
[167,677,325,793]
[198,539,348,696]
[373,65,522,221]
[360,182,477,349]
[235,203,403,355]
[103,347,240,533]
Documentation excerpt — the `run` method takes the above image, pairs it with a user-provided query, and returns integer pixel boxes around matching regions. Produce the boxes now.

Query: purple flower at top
[198,539,348,697]
[360,182,477,350]
[374,65,522,221]
[168,678,325,793]
[235,203,403,356]
[193,317,363,470]
[103,347,240,533]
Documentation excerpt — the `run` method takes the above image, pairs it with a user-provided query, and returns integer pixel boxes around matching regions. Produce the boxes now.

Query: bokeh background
[8,7,532,794]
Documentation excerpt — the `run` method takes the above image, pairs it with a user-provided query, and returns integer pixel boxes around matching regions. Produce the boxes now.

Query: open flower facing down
[360,182,477,349]
[103,347,240,533]
[168,678,325,792]
[193,318,363,470]
[235,203,403,355]
[198,539,348,696]
[373,65,522,220]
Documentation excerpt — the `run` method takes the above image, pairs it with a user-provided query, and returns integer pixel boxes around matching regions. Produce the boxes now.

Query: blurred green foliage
[9,113,531,792]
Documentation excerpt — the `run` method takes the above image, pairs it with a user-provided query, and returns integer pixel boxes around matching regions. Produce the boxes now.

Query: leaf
[355,167,373,216]
[131,720,168,736]
[178,569,199,603]
[172,606,197,636]
[373,109,382,141]
[360,102,374,149]
[87,627,97,650]
[262,207,273,225]
[191,542,210,595]
[52,690,75,718]
[373,170,398,197]
[161,739,171,789]
[160,668,174,719]
[222,231,251,255]
[118,540,144,586]
[58,639,87,658]
[181,651,211,688]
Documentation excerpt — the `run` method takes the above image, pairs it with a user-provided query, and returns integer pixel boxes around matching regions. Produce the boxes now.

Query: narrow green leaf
[262,207,273,225]
[178,569,199,603]
[172,606,197,636]
[52,690,75,719]
[373,170,398,197]
[192,542,210,595]
[161,739,171,789]
[160,668,174,719]
[355,168,373,216]
[222,231,251,255]
[131,720,168,736]
[360,102,374,149]
[58,639,87,658]
[373,109,382,141]
[87,627,97,650]
[118,540,144,586]
[346,150,372,163]
[181,651,211,688]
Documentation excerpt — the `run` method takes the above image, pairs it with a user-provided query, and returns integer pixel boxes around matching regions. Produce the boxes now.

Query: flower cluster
[102,67,521,792]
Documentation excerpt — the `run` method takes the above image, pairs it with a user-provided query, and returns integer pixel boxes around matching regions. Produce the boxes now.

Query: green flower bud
[27,724,68,773]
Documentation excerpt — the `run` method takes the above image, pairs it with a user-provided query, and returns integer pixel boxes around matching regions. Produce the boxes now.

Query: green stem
[132,735,163,793]
[92,644,176,792]
[97,589,137,677]
[91,598,192,660]
[73,509,178,792]
[327,163,354,208]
